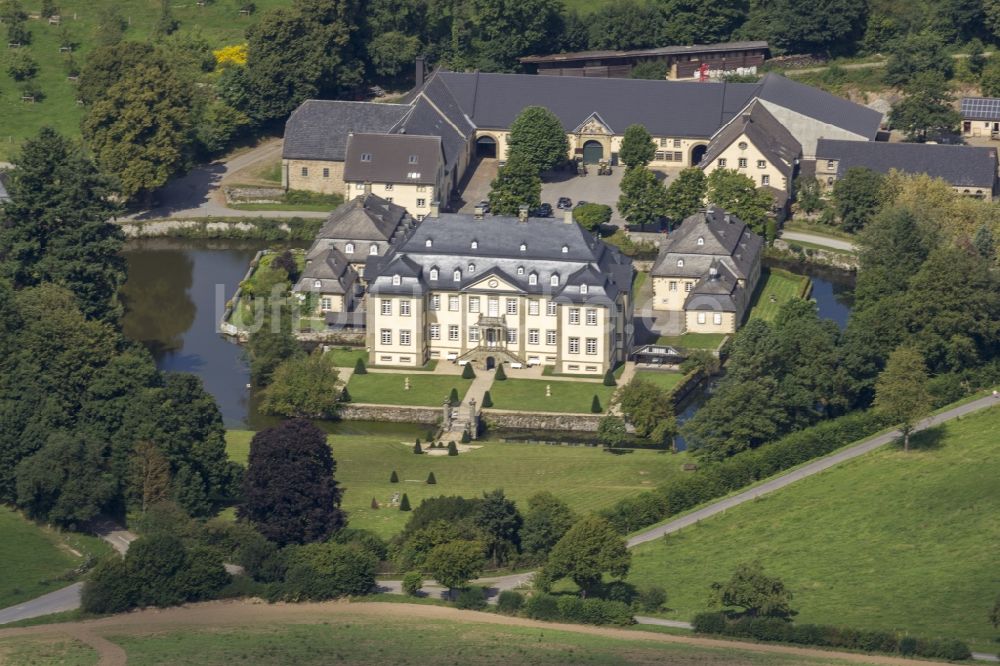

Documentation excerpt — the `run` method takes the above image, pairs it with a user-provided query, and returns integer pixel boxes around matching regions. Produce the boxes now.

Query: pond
[120,241,856,437]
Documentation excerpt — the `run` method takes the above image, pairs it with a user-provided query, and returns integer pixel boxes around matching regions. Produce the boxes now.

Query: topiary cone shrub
[413,441,423,454]
[389,470,399,483]
[426,472,436,484]
[603,368,617,386]
[481,390,493,408]
[354,357,367,374]
[399,493,411,511]
[462,363,476,379]
[341,387,351,402]
[449,388,460,406]
[447,441,458,456]
[495,363,507,380]
[460,430,471,443]
[591,395,602,413]
[371,496,379,509]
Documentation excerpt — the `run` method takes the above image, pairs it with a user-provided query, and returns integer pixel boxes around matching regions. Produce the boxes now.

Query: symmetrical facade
[651,208,763,334]
[365,209,634,374]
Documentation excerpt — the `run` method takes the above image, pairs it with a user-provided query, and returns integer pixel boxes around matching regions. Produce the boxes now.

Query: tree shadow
[893,426,945,451]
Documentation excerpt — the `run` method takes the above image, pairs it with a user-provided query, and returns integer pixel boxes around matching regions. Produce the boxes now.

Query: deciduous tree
[239,419,345,545]
[507,106,568,173]
[614,378,676,442]
[659,0,747,45]
[832,166,884,232]
[619,124,655,169]
[488,152,541,216]
[874,346,932,452]
[884,33,953,88]
[474,488,522,567]
[706,169,772,235]
[425,539,484,599]
[664,168,707,226]
[520,491,576,557]
[128,440,172,513]
[888,72,961,142]
[710,561,796,618]
[260,350,341,417]
[544,515,630,597]
[618,165,668,227]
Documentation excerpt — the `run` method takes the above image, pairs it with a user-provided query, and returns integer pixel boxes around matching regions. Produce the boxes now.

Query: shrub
[353,357,367,374]
[497,590,524,615]
[603,369,617,386]
[524,593,560,620]
[600,580,637,605]
[557,595,585,620]
[371,496,378,509]
[81,556,135,614]
[399,493,411,511]
[447,441,458,456]
[460,430,471,443]
[7,51,37,81]
[331,528,389,561]
[426,472,436,484]
[341,387,351,402]
[495,363,507,380]
[557,596,633,625]
[462,363,476,379]
[692,612,728,634]
[283,542,377,600]
[402,570,423,596]
[590,395,602,413]
[413,441,423,454]
[481,390,493,408]
[449,387,460,406]
[455,586,488,610]
[636,585,667,612]
[389,470,399,483]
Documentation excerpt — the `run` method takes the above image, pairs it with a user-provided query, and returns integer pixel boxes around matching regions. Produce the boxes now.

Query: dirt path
[0,600,952,666]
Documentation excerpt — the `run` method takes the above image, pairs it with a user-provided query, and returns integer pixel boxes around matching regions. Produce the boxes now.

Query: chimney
[709,266,719,279]
[429,200,440,218]
[563,208,574,224]
[724,213,732,224]
[474,203,485,220]
[415,56,426,88]
[518,204,529,222]
[364,182,372,196]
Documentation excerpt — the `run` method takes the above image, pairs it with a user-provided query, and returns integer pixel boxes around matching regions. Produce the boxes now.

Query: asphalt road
[781,230,857,252]
[0,583,82,625]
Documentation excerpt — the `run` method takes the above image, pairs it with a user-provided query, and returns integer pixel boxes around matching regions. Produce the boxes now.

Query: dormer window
[519,243,527,252]
[345,242,354,254]
[677,259,684,267]
[471,240,478,249]
[550,274,559,286]
[392,274,401,285]
[468,263,475,274]
[313,280,322,289]
[425,238,433,247]
[561,245,568,253]
[360,153,372,162]
[453,269,461,282]
[408,155,418,164]
[529,272,538,285]
[369,244,378,255]
[697,237,704,246]
[517,266,524,275]
[430,268,439,280]
[580,284,588,294]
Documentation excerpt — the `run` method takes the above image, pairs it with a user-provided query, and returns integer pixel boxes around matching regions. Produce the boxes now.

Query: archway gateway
[582,140,604,164]
[476,135,497,159]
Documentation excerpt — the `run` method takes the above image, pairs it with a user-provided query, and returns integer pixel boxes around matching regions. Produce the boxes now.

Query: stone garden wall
[339,403,442,424]
[481,409,604,432]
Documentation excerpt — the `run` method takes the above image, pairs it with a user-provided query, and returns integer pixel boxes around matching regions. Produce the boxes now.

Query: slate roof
[317,194,411,242]
[282,101,409,161]
[343,134,442,185]
[397,95,471,177]
[431,71,758,138]
[754,73,882,140]
[700,100,802,176]
[686,261,740,313]
[815,139,998,188]
[520,41,769,64]
[961,97,1000,121]
[651,208,762,283]
[293,245,357,296]
[367,213,633,304]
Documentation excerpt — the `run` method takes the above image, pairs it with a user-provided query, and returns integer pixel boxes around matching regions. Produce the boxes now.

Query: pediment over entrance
[574,112,614,135]
[467,273,520,293]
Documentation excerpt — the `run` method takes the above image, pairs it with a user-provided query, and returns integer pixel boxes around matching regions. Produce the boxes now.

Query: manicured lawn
[345,372,471,407]
[632,270,648,298]
[655,333,727,350]
[747,268,810,322]
[92,612,867,665]
[0,508,112,609]
[328,346,367,368]
[635,371,684,392]
[488,378,617,413]
[627,405,1000,652]
[0,0,291,161]
[226,430,690,538]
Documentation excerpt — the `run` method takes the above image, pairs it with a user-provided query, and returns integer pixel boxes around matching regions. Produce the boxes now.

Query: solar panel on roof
[962,97,1000,120]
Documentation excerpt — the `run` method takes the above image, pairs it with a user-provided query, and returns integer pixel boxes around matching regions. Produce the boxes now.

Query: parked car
[535,203,553,217]
[557,197,572,209]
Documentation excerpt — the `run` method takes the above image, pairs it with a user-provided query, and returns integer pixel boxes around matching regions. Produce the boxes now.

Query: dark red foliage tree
[238,419,345,545]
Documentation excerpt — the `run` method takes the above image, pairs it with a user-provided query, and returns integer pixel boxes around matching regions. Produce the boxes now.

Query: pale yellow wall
[685,310,736,333]
[651,137,708,167]
[315,293,346,314]
[284,159,345,195]
[651,276,699,312]
[344,181,436,218]
[700,134,789,191]
[559,303,610,374]
[963,120,999,138]
[366,295,426,367]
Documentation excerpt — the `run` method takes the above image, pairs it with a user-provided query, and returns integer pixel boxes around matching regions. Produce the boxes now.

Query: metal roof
[815,139,998,188]
[961,97,1000,121]
[519,41,769,64]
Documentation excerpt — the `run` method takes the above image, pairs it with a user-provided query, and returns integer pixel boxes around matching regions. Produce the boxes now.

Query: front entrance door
[486,356,496,370]
[582,140,604,164]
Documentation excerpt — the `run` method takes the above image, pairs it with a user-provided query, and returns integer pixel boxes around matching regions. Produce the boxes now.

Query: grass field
[0,607,884,666]
[782,219,857,241]
[634,371,684,392]
[328,346,367,368]
[0,508,112,609]
[747,268,811,322]
[655,333,727,350]
[488,378,617,413]
[345,372,471,407]
[627,405,1000,651]
[0,1,292,161]
[226,430,690,537]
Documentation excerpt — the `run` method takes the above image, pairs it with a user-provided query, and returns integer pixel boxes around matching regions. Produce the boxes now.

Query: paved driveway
[540,166,684,226]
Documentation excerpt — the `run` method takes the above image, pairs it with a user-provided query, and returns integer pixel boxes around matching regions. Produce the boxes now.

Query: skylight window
[360,153,372,162]
[408,155,418,164]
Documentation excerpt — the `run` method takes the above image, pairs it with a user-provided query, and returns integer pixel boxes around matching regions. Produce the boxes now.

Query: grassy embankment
[487,378,617,413]
[627,405,1000,652]
[747,267,811,322]
[226,430,690,538]
[0,508,112,609]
